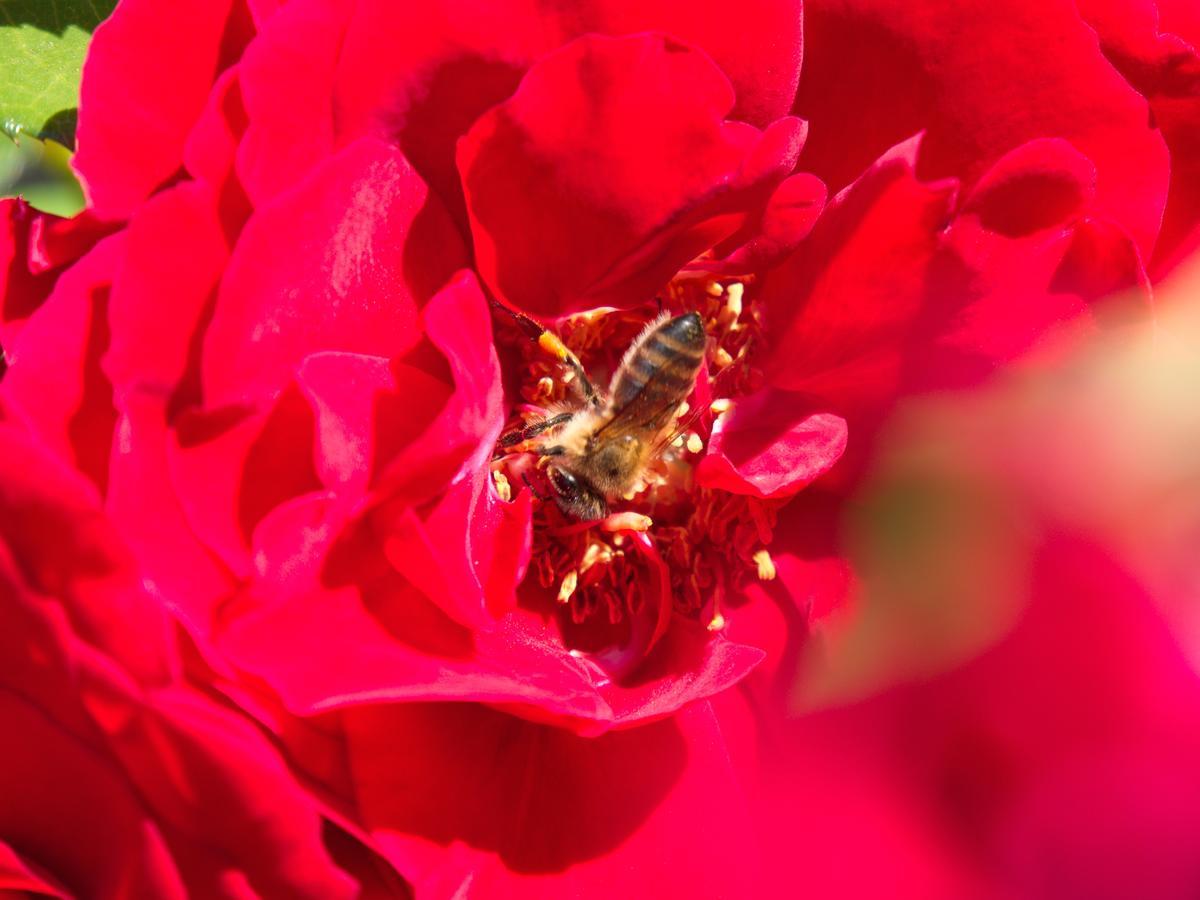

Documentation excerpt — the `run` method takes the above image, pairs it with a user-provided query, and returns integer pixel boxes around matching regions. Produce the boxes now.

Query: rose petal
[244,0,803,227]
[697,392,848,499]
[795,0,1169,256]
[107,181,228,406]
[1072,0,1200,277]
[373,271,505,503]
[222,491,759,731]
[203,137,465,407]
[75,0,246,219]
[0,839,68,896]
[1,199,57,344]
[235,0,351,205]
[459,33,804,316]
[339,701,762,898]
[168,385,321,575]
[1,233,124,493]
[0,424,176,685]
[294,352,395,495]
[698,171,828,274]
[382,466,533,629]
[108,396,236,636]
[762,136,1146,480]
[183,66,253,235]
[0,431,368,897]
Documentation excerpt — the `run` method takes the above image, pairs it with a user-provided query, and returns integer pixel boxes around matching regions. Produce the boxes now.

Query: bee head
[546,464,608,521]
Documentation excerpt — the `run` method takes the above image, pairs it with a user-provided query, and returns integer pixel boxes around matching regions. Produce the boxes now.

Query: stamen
[713,346,734,369]
[706,280,724,296]
[557,569,579,604]
[492,470,512,502]
[579,541,613,573]
[752,548,777,581]
[717,282,744,328]
[685,433,704,454]
[710,398,733,414]
[747,501,774,545]
[601,512,653,533]
[706,580,726,632]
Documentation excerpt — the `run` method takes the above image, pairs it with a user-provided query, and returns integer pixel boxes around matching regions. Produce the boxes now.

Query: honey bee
[501,310,708,520]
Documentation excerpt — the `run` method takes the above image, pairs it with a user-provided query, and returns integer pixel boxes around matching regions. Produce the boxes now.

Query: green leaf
[0,0,118,147]
[0,133,86,216]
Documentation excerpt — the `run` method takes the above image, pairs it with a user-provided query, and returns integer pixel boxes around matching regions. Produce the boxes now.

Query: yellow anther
[491,470,512,502]
[710,398,733,414]
[580,541,613,574]
[538,331,571,362]
[557,569,578,604]
[706,280,724,296]
[714,346,734,369]
[600,512,652,533]
[706,612,726,632]
[752,548,777,581]
[676,400,690,418]
[535,376,555,397]
[671,433,686,448]
[686,433,704,454]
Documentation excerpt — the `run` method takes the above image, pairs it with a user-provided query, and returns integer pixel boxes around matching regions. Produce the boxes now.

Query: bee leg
[536,331,601,409]
[489,297,602,409]
[499,412,575,448]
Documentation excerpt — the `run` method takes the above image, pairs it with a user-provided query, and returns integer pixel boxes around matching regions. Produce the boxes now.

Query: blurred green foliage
[1,133,85,216]
[1,0,117,215]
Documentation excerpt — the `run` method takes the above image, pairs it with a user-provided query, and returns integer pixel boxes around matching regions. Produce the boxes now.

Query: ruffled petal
[459,33,806,316]
[697,392,847,499]
[1,233,125,493]
[75,0,249,218]
[203,137,465,407]
[795,0,1169,257]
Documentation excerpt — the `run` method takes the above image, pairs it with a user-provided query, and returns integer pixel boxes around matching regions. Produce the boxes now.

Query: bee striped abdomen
[610,312,706,411]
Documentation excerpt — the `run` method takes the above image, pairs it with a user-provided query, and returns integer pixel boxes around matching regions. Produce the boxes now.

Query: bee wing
[591,365,691,444]
[646,402,709,457]
[644,355,747,458]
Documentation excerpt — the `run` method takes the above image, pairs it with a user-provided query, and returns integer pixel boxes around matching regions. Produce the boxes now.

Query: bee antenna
[487,294,546,341]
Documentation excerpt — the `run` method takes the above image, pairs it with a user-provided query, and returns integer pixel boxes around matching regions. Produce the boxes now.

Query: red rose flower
[3,0,1200,895]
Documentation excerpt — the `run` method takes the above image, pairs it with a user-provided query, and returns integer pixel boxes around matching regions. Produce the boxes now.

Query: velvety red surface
[3,0,1200,895]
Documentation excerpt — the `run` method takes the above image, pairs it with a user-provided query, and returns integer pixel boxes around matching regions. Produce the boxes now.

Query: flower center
[493,275,780,654]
